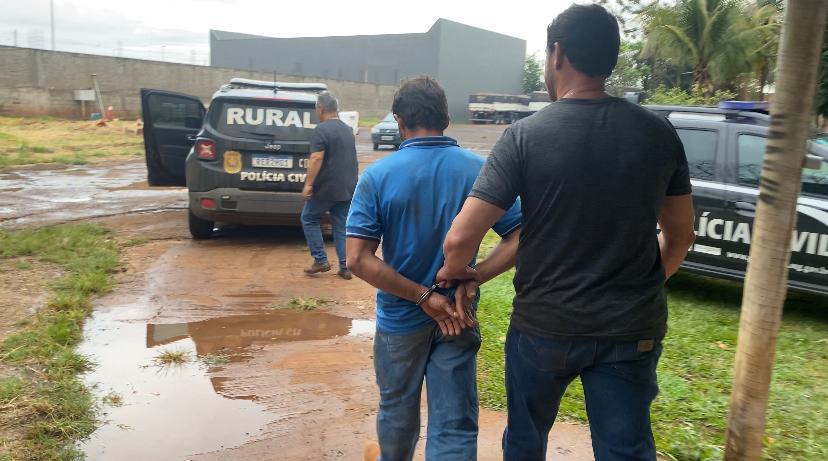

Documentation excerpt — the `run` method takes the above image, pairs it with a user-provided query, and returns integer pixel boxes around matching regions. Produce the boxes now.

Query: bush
[645,86,738,106]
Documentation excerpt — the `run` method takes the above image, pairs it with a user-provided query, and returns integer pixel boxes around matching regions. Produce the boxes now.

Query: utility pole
[50,0,55,50]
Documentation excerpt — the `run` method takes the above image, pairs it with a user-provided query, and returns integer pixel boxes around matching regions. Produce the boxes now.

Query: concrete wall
[0,46,398,119]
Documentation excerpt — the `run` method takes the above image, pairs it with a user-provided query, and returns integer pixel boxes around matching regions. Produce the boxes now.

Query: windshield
[382,112,395,122]
[209,99,318,141]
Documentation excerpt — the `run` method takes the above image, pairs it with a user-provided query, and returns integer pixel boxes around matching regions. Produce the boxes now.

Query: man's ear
[552,42,564,71]
[394,114,405,131]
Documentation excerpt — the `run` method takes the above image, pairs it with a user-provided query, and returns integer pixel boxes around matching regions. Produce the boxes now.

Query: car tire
[188,209,215,240]
[373,142,379,150]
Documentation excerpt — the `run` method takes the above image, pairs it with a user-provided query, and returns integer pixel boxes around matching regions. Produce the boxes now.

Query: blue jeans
[300,199,350,269]
[374,324,481,461]
[503,327,661,461]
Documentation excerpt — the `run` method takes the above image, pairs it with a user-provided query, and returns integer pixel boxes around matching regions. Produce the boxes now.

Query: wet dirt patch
[0,259,63,340]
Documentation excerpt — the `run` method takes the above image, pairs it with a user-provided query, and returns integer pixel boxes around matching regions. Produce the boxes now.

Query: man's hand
[435,266,480,325]
[421,292,465,336]
[436,265,479,287]
[454,280,479,327]
[302,183,313,200]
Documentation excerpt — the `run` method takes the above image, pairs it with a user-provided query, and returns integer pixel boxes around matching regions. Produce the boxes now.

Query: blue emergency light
[718,101,770,111]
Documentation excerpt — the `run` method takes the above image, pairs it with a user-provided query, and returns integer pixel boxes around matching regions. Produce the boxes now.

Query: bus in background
[468,93,531,124]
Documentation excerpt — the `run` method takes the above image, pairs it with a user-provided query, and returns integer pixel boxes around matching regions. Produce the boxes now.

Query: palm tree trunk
[724,2,828,460]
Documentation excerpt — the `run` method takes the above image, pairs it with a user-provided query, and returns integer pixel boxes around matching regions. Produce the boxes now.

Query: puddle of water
[78,301,373,460]
[147,310,375,358]
[0,162,186,227]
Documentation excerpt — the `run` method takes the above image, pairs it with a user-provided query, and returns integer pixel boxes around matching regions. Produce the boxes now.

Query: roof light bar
[228,78,328,92]
[718,100,769,111]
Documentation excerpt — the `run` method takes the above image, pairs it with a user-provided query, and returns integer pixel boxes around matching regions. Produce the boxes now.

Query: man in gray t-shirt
[301,91,358,280]
[439,5,696,460]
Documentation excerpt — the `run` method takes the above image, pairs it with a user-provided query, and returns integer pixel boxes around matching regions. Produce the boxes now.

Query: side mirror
[805,154,826,170]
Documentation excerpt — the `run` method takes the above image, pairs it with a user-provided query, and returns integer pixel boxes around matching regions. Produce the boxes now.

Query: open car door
[140,89,205,186]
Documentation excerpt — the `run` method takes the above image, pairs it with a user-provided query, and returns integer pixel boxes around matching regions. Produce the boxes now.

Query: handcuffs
[416,281,478,323]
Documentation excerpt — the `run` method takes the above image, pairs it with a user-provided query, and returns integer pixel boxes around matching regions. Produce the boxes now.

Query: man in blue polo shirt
[346,76,522,461]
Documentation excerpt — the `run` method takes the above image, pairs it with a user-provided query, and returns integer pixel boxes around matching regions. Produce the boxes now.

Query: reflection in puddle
[147,310,374,358]
[78,303,372,460]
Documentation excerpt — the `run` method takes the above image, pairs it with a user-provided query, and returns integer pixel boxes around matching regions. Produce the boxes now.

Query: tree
[815,17,828,120]
[744,3,783,100]
[724,2,828,460]
[607,41,650,96]
[640,0,754,93]
[522,55,544,95]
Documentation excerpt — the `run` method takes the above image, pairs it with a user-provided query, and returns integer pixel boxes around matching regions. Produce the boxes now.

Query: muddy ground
[2,125,596,460]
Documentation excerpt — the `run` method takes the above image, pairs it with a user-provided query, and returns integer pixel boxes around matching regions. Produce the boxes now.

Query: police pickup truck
[141,78,325,239]
[649,102,828,296]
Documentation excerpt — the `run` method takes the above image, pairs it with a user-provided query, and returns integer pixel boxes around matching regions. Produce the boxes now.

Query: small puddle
[78,301,372,460]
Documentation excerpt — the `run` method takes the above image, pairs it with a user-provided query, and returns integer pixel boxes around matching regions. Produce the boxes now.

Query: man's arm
[346,237,466,335]
[658,194,696,279]
[302,150,324,200]
[448,228,520,317]
[475,228,520,284]
[440,197,508,282]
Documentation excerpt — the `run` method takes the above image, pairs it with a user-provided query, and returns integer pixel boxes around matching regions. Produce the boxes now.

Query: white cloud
[0,0,572,63]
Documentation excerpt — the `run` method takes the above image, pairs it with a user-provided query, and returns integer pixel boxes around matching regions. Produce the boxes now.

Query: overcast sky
[0,0,576,65]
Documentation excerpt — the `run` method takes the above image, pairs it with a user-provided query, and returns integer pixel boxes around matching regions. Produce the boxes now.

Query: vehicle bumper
[189,188,305,225]
[372,133,401,145]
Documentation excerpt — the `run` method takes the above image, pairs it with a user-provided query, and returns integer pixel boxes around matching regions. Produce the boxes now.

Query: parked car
[648,102,828,296]
[371,112,401,150]
[140,78,327,239]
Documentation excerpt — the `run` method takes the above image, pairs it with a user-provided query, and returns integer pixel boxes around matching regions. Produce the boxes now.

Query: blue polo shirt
[346,136,522,334]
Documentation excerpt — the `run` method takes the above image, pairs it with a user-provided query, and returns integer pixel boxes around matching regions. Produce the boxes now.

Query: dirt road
[2,125,596,460]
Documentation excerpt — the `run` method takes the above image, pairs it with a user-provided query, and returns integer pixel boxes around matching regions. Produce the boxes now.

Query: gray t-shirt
[471,97,691,340]
[309,119,358,202]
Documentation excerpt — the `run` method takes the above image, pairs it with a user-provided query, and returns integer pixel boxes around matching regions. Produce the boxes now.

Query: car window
[148,94,202,129]
[676,128,718,180]
[382,113,395,122]
[738,134,828,198]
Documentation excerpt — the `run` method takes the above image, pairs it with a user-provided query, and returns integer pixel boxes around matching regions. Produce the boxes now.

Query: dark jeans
[300,199,350,269]
[503,327,661,461]
[374,324,481,461]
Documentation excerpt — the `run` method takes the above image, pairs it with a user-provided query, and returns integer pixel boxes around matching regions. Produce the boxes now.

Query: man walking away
[301,91,359,280]
[439,5,696,460]
[346,76,522,461]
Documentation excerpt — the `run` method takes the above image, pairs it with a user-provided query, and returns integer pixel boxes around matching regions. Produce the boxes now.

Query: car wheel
[373,143,379,150]
[188,208,215,240]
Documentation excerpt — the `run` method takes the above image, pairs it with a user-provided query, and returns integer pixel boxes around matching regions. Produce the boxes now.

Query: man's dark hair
[391,76,449,131]
[547,4,620,78]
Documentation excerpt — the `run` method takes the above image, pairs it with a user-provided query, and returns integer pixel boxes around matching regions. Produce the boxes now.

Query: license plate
[252,155,293,169]
[381,136,394,141]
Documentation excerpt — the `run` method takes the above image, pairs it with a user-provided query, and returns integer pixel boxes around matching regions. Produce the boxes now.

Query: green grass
[200,352,231,367]
[359,116,381,128]
[477,269,828,460]
[267,297,331,311]
[153,349,190,366]
[0,224,119,460]
[0,116,143,168]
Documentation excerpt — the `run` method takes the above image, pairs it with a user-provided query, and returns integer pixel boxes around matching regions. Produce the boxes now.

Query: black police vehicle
[140,78,326,239]
[648,101,828,296]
